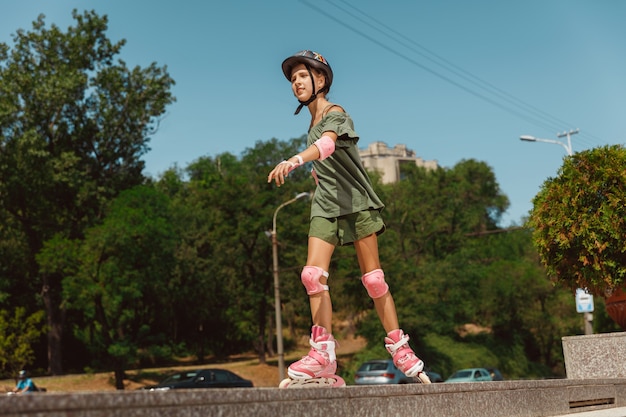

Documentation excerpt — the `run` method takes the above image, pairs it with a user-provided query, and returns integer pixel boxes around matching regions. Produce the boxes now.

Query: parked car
[355,359,415,385]
[143,369,253,390]
[354,359,442,385]
[445,367,492,383]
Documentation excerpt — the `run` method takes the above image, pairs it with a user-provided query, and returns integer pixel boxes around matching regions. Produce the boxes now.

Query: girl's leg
[286,237,337,380]
[305,236,335,331]
[355,233,424,378]
[354,233,399,332]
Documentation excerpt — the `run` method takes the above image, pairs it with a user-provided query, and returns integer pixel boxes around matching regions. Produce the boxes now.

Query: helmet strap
[294,65,326,115]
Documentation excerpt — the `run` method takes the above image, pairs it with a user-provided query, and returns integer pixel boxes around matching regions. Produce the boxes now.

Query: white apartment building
[359,141,438,184]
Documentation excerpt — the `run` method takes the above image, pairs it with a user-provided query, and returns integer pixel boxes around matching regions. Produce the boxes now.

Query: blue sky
[1,1,624,226]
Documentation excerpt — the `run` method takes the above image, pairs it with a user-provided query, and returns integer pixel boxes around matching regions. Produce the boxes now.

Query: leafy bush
[528,145,626,296]
[0,308,45,377]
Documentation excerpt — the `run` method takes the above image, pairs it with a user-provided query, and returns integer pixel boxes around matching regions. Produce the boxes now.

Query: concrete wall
[562,332,626,379]
[1,378,625,417]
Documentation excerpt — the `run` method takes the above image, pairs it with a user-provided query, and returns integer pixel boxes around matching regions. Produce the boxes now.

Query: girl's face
[290,63,325,101]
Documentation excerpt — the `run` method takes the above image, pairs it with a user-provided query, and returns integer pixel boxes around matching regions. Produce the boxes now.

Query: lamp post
[519,128,578,156]
[520,129,593,333]
[271,191,310,382]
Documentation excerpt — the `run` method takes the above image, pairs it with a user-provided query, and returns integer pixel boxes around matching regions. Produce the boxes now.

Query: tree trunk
[197,323,205,364]
[114,364,125,390]
[266,316,275,357]
[257,291,267,364]
[256,334,267,364]
[42,275,64,375]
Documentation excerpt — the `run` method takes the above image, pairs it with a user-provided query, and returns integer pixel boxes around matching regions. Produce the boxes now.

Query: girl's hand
[267,160,295,187]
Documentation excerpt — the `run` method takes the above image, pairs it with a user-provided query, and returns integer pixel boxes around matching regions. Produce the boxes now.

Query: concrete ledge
[552,407,626,417]
[562,332,626,379]
[1,378,625,417]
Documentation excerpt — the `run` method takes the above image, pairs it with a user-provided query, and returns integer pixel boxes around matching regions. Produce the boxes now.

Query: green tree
[60,186,177,389]
[472,230,577,376]
[355,159,577,378]
[0,10,175,374]
[528,145,626,296]
[178,138,312,363]
[155,163,236,361]
[0,212,31,308]
[371,159,509,338]
[380,160,509,265]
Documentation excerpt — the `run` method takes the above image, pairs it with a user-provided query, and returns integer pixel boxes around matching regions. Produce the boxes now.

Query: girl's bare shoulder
[323,103,346,116]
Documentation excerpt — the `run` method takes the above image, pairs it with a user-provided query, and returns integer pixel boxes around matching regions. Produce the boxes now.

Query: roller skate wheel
[417,372,432,384]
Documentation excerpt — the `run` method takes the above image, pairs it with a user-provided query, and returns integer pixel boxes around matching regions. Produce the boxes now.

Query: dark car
[144,369,253,390]
[354,359,441,385]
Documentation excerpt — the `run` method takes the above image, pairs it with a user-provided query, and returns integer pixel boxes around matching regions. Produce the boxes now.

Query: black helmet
[281,50,333,88]
[18,370,27,379]
[281,50,333,114]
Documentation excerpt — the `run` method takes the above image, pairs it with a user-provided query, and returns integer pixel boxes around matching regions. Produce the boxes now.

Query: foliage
[1,138,582,380]
[358,187,577,378]
[1,129,585,380]
[0,308,45,378]
[527,145,626,296]
[0,213,31,307]
[154,137,312,362]
[379,160,509,265]
[422,333,500,379]
[0,10,175,374]
[60,186,177,388]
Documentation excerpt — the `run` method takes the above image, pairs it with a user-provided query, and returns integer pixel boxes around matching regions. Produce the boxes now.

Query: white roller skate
[385,329,430,384]
[279,325,346,388]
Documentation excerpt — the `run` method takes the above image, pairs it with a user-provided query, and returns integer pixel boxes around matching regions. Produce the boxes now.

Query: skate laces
[305,338,336,364]
[385,331,421,371]
[385,332,410,355]
[385,330,424,377]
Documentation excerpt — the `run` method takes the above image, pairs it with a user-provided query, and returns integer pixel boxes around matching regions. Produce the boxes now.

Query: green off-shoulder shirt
[308,110,385,219]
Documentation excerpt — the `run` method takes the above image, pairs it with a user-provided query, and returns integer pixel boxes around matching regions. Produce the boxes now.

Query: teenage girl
[268,50,424,382]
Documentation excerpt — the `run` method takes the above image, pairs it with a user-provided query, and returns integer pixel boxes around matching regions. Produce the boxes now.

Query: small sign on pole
[575,288,594,313]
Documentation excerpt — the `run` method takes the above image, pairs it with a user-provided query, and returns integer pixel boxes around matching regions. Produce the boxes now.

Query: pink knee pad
[361,269,389,299]
[301,266,330,295]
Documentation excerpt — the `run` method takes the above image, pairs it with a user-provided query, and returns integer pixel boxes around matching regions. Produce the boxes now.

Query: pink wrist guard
[279,160,297,173]
[279,154,303,174]
[314,135,335,160]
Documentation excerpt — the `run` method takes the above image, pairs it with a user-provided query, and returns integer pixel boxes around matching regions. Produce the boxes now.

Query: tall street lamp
[271,191,310,382]
[519,128,593,334]
[519,128,579,156]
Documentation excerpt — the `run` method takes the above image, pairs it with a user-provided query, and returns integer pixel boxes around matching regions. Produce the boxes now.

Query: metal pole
[519,129,578,156]
[557,129,579,156]
[271,192,309,383]
[584,312,593,335]
[271,228,284,382]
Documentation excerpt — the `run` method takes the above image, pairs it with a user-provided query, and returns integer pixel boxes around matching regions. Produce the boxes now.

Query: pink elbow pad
[314,135,335,160]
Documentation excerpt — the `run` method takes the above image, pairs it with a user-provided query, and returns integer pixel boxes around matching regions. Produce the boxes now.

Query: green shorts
[309,209,386,246]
